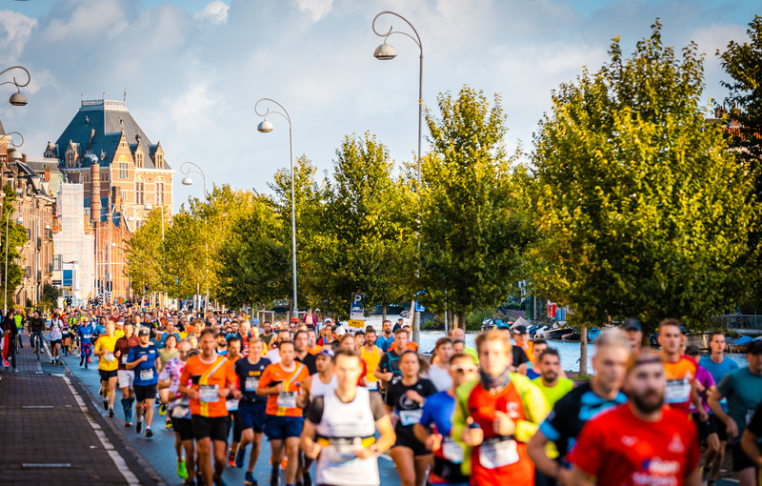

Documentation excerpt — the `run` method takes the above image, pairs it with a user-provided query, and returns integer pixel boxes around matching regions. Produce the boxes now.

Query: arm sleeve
[370,392,386,421]
[179,364,191,386]
[422,380,438,397]
[258,366,272,390]
[307,396,324,424]
[748,401,762,436]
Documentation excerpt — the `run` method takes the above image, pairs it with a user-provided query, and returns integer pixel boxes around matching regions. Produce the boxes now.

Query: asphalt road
[56,350,401,486]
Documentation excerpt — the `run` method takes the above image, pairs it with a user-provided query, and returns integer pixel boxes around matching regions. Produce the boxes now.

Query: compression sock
[121,398,130,418]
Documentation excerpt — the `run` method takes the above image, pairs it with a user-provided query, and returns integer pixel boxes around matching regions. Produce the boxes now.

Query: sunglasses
[451,365,479,373]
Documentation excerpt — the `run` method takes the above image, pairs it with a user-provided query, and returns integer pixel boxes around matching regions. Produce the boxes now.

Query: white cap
[335,326,346,337]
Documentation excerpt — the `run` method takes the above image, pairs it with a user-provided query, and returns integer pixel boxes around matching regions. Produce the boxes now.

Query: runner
[47,316,63,365]
[414,352,479,486]
[452,330,549,486]
[708,339,762,486]
[126,327,161,437]
[658,319,703,417]
[261,321,275,347]
[179,328,238,486]
[265,330,292,364]
[527,329,629,485]
[568,347,701,486]
[93,321,120,416]
[374,328,408,388]
[257,340,310,486]
[739,398,762,474]
[361,328,384,392]
[376,320,395,352]
[385,350,437,486]
[233,338,271,485]
[621,318,643,351]
[115,323,139,427]
[159,338,195,484]
[449,328,478,364]
[13,308,24,348]
[158,334,180,423]
[426,337,453,391]
[699,330,740,486]
[225,335,244,468]
[306,329,322,355]
[684,344,720,484]
[512,325,533,362]
[78,316,95,368]
[301,348,396,486]
[529,347,574,408]
[294,330,318,375]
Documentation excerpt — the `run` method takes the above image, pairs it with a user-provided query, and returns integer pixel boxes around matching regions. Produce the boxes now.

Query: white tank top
[309,373,338,398]
[315,388,379,486]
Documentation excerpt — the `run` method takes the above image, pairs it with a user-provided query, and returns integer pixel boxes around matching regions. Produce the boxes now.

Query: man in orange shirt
[179,328,238,486]
[257,340,310,486]
[388,326,419,353]
[658,318,705,419]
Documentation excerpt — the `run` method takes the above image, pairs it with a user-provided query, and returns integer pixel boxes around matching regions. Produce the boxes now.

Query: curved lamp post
[180,161,210,315]
[255,98,298,316]
[372,11,424,343]
[0,66,30,106]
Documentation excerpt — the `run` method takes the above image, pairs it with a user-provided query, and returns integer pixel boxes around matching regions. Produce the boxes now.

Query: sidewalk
[0,335,158,485]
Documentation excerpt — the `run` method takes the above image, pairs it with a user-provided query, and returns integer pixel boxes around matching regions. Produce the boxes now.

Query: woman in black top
[384,350,437,486]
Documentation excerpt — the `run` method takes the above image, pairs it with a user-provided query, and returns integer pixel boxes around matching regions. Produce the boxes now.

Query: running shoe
[136,419,143,434]
[177,460,188,479]
[214,477,228,486]
[165,420,173,429]
[270,470,279,486]
[103,398,108,410]
[227,451,236,468]
[159,403,166,416]
[124,421,132,427]
[236,446,246,468]
[145,428,153,438]
[108,408,115,418]
[244,472,258,486]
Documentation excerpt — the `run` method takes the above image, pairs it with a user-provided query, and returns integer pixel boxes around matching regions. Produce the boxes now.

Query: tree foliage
[531,21,759,338]
[0,185,27,304]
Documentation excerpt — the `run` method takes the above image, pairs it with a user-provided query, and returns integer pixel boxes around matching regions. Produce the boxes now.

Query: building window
[156,154,163,169]
[156,179,164,206]
[121,189,127,202]
[119,162,128,179]
[136,152,143,168]
[136,178,144,205]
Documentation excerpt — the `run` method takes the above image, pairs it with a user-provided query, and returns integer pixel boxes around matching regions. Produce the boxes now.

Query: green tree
[41,283,61,308]
[305,133,413,320]
[531,21,759,373]
[162,211,207,301]
[0,185,28,308]
[125,209,165,297]
[419,86,533,326]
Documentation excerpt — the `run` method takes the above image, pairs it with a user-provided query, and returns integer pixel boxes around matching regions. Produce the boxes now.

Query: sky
[0,0,758,210]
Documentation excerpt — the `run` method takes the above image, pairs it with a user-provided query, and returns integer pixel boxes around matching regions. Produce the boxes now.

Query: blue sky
[0,0,758,209]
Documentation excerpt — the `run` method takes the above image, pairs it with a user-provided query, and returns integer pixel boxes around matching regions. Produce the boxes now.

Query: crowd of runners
[1,306,761,486]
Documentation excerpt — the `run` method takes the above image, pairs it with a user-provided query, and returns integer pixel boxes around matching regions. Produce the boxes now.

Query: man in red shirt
[569,348,701,486]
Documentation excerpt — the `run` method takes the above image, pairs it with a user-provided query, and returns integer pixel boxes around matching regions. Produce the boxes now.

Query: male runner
[294,330,318,375]
[179,328,238,486]
[708,339,762,486]
[699,330,740,485]
[78,317,96,368]
[257,340,310,486]
[361,328,384,392]
[301,349,396,486]
[159,338,194,484]
[233,338,271,485]
[261,321,275,347]
[306,329,322,355]
[621,318,643,350]
[569,348,701,486]
[528,329,630,485]
[414,352,479,486]
[658,319,703,418]
[453,330,549,486]
[512,325,534,362]
[376,320,394,352]
[740,399,762,473]
[115,323,139,426]
[374,328,408,387]
[530,347,574,408]
[127,327,161,437]
[93,321,119,416]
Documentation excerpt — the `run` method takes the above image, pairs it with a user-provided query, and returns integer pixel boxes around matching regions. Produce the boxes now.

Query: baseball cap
[317,348,335,358]
[684,344,701,356]
[335,326,346,337]
[324,318,333,323]
[512,325,528,335]
[137,327,150,336]
[622,318,641,332]
[291,317,299,323]
[748,338,762,355]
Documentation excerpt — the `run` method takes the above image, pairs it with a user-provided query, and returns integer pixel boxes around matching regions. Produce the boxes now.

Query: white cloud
[0,10,36,64]
[194,1,229,25]
[296,0,333,22]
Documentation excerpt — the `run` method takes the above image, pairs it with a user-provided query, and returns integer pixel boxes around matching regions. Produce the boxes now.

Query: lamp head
[45,224,50,230]
[144,203,153,211]
[9,91,27,107]
[16,217,23,224]
[7,148,21,161]
[181,176,193,186]
[374,42,397,60]
[257,119,274,133]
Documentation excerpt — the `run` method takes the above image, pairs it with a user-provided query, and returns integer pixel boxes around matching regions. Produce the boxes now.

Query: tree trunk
[382,303,387,323]
[459,311,467,331]
[579,323,588,376]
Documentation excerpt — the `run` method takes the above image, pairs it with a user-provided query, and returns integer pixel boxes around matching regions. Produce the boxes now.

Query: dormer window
[136,152,143,168]
[156,154,163,169]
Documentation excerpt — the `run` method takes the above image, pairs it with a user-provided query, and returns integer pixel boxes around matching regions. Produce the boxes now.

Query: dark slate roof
[54,99,171,170]
[0,116,5,136]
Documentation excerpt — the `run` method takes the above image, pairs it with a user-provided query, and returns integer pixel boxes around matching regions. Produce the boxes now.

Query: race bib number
[365,381,378,391]
[747,408,755,426]
[140,369,154,381]
[122,356,128,364]
[479,437,519,469]
[245,377,259,392]
[328,438,361,463]
[104,352,115,362]
[664,379,691,404]
[171,405,190,418]
[226,399,239,411]
[199,385,219,402]
[83,334,92,340]
[277,392,297,409]
[442,437,464,464]
[399,409,423,426]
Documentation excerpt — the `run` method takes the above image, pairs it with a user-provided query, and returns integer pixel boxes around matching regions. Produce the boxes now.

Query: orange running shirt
[388,341,419,353]
[663,356,697,415]
[258,362,310,417]
[179,354,237,418]
[306,345,323,355]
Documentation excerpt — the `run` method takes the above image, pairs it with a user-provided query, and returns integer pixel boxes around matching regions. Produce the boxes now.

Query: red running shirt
[466,381,534,486]
[570,404,700,486]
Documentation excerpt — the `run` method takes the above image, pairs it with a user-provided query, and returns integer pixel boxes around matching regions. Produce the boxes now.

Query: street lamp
[372,11,425,343]
[255,98,298,317]
[180,161,209,315]
[0,66,30,106]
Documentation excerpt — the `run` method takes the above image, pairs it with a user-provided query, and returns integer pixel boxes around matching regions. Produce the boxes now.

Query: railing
[713,314,762,331]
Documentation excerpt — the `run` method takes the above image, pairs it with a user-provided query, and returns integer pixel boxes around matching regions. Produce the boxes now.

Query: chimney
[44,167,50,181]
[90,163,101,224]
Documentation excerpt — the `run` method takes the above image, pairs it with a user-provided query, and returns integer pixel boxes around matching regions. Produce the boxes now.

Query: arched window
[136,176,144,205]
[156,177,164,206]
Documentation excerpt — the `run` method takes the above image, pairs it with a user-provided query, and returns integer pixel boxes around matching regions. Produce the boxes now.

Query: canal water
[418,331,749,372]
